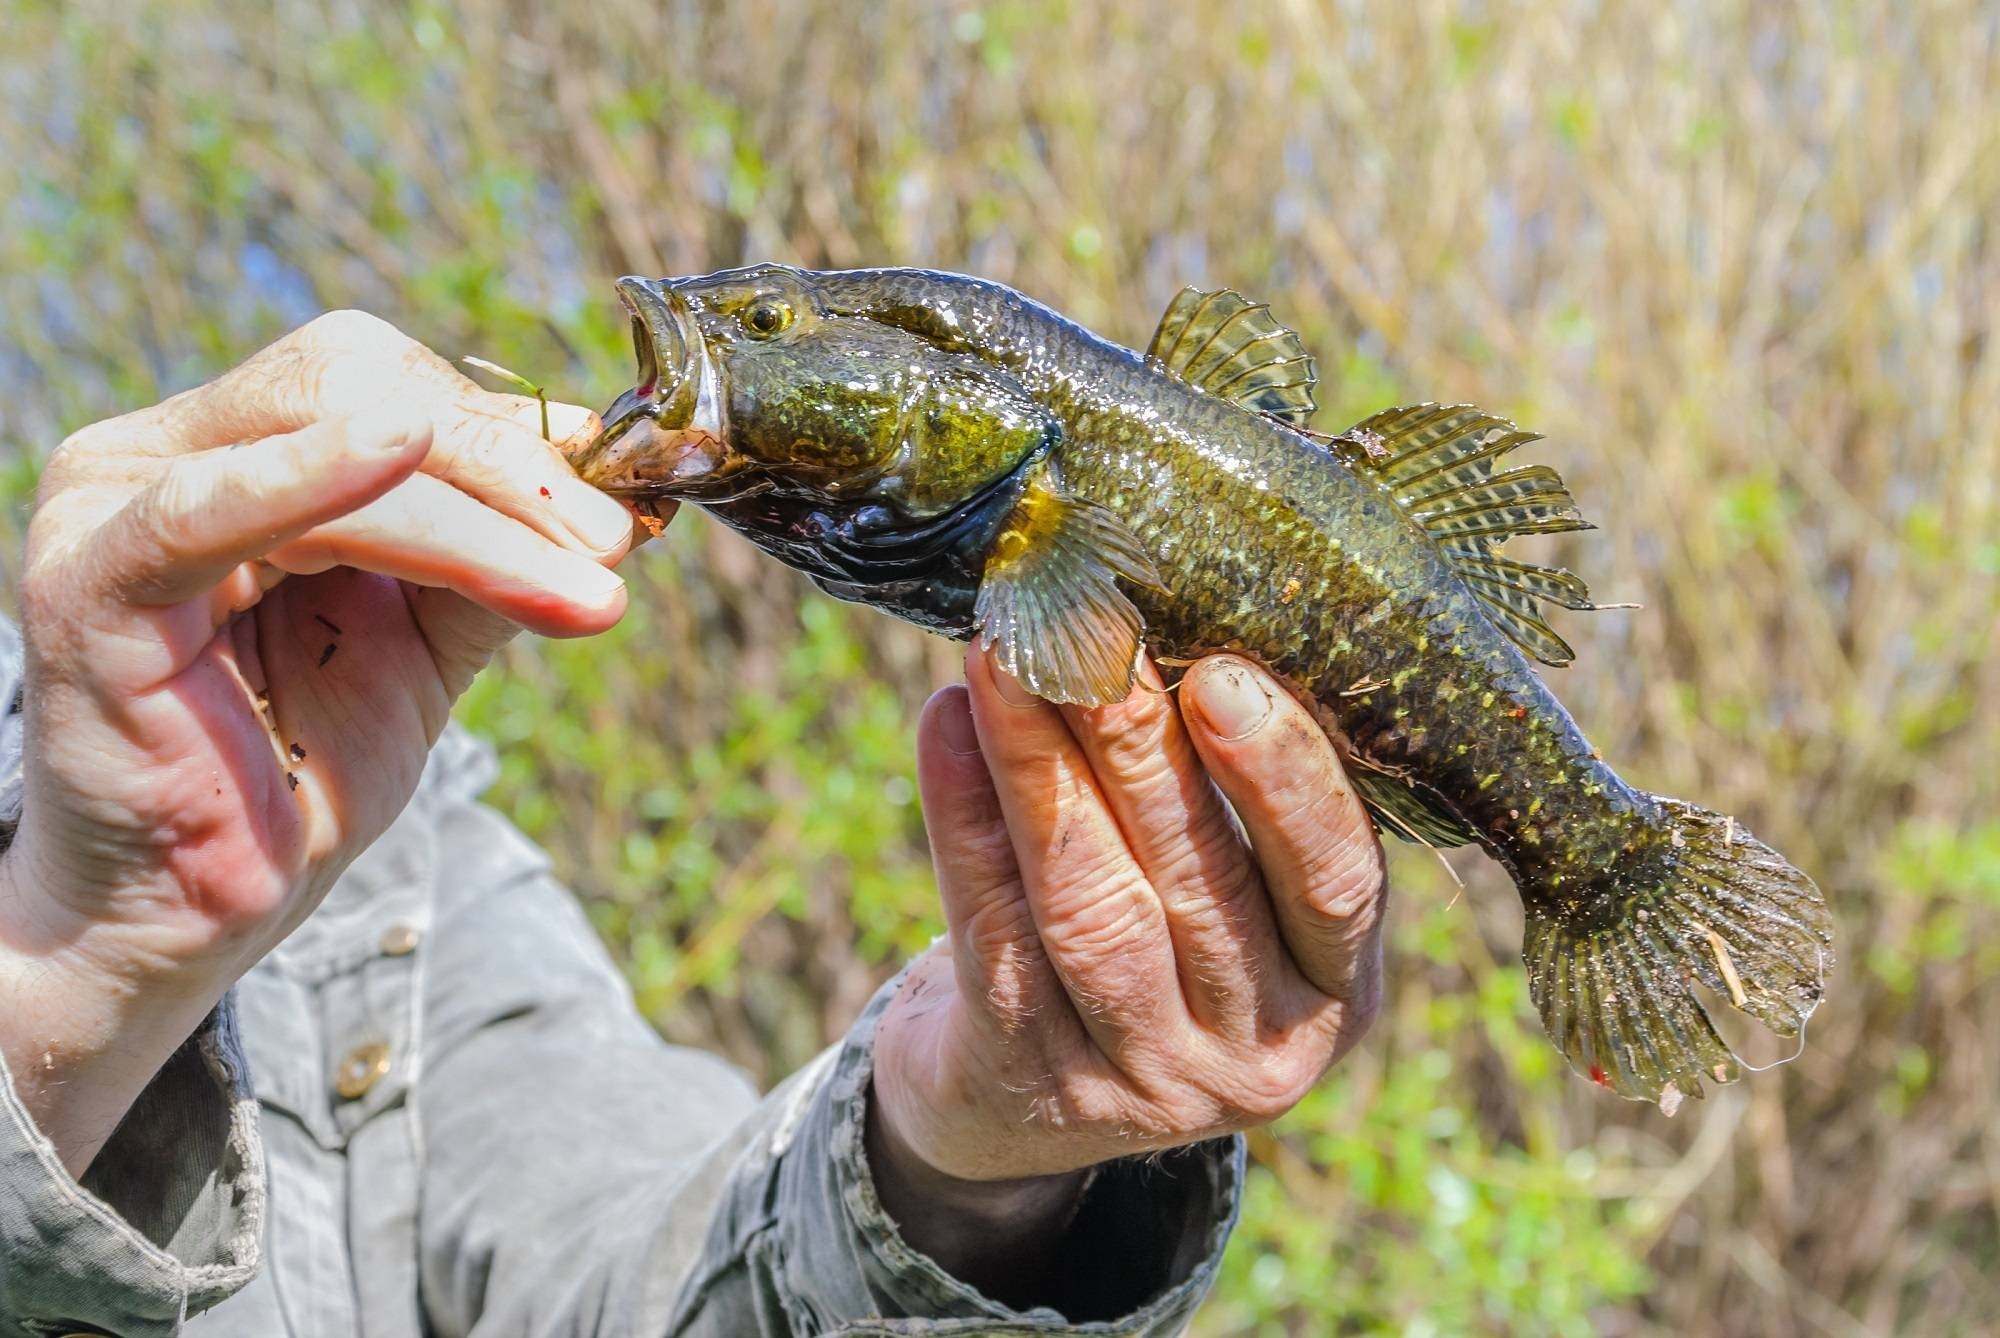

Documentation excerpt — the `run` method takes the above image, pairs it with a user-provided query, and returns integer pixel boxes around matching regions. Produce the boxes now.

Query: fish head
[582,265,1053,523]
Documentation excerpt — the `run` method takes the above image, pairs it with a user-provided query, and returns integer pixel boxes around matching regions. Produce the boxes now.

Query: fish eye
[742,298,793,339]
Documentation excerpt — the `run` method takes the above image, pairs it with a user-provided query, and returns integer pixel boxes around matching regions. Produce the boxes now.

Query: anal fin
[1347,767,1478,848]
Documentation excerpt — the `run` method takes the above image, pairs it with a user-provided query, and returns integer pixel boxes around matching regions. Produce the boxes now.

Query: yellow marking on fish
[1278,575,1302,604]
[985,482,1067,573]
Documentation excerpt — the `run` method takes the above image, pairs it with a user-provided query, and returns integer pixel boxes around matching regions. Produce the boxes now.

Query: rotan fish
[572,265,1833,1110]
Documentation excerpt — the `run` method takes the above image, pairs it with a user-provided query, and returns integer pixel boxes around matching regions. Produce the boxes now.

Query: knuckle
[302,308,406,355]
[1299,835,1387,925]
[1152,823,1258,910]
[1212,1045,1327,1127]
[16,560,70,633]
[153,459,221,538]
[1076,694,1176,773]
[1049,1068,1135,1134]
[1039,877,1156,964]
[962,889,1037,958]
[44,429,105,488]
[947,821,1020,881]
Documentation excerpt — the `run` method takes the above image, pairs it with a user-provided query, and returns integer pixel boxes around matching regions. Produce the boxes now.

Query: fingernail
[563,557,626,605]
[986,654,1041,708]
[555,475,635,552]
[1197,662,1272,740]
[937,688,981,755]
[546,402,599,448]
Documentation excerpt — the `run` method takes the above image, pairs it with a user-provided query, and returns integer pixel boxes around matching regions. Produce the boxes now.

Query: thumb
[90,405,431,609]
[402,587,525,701]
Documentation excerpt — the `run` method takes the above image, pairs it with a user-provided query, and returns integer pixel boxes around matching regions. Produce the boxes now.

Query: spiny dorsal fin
[975,465,1164,707]
[1340,403,1597,667]
[1147,287,1318,426]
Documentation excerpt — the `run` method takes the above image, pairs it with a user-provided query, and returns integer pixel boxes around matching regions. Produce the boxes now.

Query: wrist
[865,1076,1093,1308]
[0,844,231,1176]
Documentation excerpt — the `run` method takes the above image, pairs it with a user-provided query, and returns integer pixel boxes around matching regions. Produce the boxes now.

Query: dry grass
[3,1,1997,1332]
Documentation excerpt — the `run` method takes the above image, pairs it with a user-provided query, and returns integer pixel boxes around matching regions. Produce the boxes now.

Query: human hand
[0,311,647,1172]
[868,648,1386,1300]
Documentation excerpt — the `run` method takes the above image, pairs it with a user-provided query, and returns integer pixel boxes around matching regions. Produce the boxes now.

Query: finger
[422,394,634,561]
[152,313,632,560]
[915,686,1074,1048]
[402,587,523,700]
[151,309,448,452]
[268,471,627,640]
[85,405,433,608]
[963,646,1189,1067]
[1055,661,1288,1035]
[1180,656,1387,1008]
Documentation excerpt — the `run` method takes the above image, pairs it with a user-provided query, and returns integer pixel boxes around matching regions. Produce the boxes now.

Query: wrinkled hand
[0,311,644,1172]
[869,648,1386,1298]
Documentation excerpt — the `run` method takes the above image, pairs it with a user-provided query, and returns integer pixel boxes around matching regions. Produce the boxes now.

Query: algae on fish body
[572,264,1835,1111]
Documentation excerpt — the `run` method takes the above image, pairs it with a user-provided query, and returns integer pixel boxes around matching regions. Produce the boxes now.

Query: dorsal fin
[1339,403,1597,667]
[1147,287,1318,426]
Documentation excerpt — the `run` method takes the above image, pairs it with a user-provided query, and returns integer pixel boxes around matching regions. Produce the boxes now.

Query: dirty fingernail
[937,688,981,755]
[1197,662,1272,740]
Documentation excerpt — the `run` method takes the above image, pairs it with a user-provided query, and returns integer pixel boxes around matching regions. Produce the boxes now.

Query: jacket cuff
[774,969,1242,1334]
[0,996,264,1335]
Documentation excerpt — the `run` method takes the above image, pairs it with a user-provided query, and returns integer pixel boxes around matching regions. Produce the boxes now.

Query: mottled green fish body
[578,265,1833,1110]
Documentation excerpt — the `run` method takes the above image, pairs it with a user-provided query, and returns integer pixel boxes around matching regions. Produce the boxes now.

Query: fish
[571,264,1834,1110]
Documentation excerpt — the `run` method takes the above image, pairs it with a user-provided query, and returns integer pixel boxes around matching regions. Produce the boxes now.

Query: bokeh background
[4,1,1996,1332]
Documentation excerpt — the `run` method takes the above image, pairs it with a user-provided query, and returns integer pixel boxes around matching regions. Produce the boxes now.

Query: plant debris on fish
[570,264,1834,1110]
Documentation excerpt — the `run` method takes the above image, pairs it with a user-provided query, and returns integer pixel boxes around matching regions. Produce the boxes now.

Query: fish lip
[601,277,693,440]
[577,277,739,495]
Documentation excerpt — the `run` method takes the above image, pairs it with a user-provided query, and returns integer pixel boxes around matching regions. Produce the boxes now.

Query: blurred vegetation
[3,1,1997,1332]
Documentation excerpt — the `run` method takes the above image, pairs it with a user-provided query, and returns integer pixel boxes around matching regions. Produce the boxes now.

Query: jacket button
[334,1042,392,1100]
[379,922,421,956]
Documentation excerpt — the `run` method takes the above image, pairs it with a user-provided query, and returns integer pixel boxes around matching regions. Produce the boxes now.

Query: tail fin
[1523,798,1833,1112]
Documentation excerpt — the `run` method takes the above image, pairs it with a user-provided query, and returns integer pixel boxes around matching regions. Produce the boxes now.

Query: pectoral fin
[974,469,1162,706]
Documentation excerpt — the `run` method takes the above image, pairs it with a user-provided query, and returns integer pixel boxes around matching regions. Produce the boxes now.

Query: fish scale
[577,263,1834,1111]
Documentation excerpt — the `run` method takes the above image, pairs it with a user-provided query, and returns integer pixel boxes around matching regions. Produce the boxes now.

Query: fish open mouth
[570,277,742,499]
